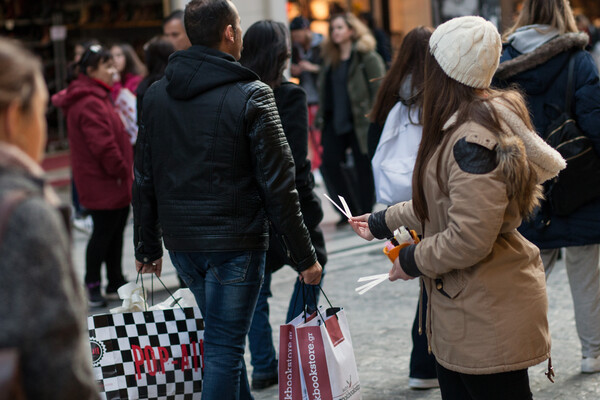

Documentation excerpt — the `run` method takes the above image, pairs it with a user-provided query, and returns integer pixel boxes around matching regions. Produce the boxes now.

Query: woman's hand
[389,257,414,281]
[349,213,374,241]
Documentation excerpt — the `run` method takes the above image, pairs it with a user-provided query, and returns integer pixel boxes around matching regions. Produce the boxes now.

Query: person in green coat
[316,12,386,224]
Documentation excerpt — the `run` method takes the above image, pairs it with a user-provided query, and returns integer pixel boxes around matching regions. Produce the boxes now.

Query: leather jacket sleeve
[132,120,163,263]
[245,83,317,271]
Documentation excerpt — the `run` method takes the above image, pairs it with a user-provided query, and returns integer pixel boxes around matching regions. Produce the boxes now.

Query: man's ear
[224,24,235,43]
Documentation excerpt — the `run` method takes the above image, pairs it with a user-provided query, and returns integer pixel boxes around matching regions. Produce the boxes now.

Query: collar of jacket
[183,44,238,63]
[495,32,588,80]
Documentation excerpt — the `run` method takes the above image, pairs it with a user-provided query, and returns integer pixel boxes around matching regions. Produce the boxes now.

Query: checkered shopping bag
[88,307,204,399]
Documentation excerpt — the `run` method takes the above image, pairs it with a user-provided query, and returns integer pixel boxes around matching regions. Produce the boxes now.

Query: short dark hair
[79,44,112,76]
[163,10,184,26]
[184,0,237,47]
[240,20,290,89]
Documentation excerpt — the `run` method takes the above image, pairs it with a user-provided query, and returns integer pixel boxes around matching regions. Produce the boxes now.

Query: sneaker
[87,282,107,308]
[73,215,93,235]
[582,355,600,373]
[408,377,439,390]
[251,375,278,390]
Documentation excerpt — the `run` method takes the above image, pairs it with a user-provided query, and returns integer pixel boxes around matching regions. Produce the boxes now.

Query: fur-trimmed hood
[354,32,377,54]
[443,98,566,216]
[495,32,588,80]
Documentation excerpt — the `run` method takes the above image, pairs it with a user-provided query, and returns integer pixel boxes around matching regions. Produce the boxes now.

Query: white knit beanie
[429,16,501,89]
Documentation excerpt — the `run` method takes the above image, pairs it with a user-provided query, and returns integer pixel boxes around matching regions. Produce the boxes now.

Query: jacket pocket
[434,270,468,343]
[435,270,467,299]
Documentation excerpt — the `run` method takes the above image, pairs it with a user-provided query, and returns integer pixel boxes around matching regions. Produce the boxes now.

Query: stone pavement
[60,182,600,399]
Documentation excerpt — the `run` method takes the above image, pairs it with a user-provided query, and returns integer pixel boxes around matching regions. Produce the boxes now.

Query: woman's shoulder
[274,81,307,106]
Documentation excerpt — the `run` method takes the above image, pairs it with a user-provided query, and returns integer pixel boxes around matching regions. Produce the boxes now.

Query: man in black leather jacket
[132,1,322,398]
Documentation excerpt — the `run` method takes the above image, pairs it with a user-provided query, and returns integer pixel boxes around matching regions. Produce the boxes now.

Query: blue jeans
[247,271,321,380]
[170,250,265,400]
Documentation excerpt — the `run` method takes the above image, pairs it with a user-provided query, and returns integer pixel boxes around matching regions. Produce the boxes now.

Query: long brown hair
[370,26,432,126]
[321,12,375,68]
[412,51,535,223]
[503,0,577,40]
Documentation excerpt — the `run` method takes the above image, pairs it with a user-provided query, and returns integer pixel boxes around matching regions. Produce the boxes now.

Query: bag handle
[136,271,185,312]
[565,53,576,116]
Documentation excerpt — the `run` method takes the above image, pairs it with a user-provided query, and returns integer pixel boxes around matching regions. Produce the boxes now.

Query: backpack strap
[0,190,29,245]
[565,53,576,116]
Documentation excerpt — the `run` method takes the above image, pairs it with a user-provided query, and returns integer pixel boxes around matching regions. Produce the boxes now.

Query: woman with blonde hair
[0,37,99,399]
[316,12,385,224]
[350,16,565,399]
[495,0,600,374]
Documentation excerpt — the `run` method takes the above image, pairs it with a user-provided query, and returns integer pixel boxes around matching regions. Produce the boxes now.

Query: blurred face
[164,19,192,51]
[330,17,353,45]
[74,44,85,63]
[12,74,48,162]
[88,58,118,86]
[110,46,126,73]
[291,29,306,46]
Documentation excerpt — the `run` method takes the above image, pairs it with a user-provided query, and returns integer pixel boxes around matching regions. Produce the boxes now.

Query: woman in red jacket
[55,44,134,307]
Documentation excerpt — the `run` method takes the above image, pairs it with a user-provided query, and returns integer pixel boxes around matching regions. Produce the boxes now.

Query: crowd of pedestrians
[1,0,600,398]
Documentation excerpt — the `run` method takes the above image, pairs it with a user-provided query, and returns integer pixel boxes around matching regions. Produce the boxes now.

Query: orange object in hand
[383,227,420,262]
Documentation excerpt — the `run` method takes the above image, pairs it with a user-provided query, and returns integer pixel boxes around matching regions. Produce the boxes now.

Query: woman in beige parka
[350,16,565,400]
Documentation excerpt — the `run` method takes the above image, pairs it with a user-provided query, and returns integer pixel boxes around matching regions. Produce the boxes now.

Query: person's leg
[539,248,559,278]
[435,361,472,400]
[247,271,278,386]
[349,133,375,214]
[409,288,437,388]
[85,209,117,285]
[460,367,532,400]
[104,206,130,290]
[320,129,353,222]
[201,250,264,400]
[85,209,120,306]
[565,245,600,364]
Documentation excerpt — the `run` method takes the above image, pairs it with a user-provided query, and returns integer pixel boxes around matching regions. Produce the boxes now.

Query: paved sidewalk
[61,183,600,399]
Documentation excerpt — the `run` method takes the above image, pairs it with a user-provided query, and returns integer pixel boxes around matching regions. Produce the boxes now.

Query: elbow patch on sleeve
[453,137,498,174]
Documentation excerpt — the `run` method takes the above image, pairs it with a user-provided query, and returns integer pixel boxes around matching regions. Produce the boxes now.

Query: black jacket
[133,46,317,271]
[266,82,327,272]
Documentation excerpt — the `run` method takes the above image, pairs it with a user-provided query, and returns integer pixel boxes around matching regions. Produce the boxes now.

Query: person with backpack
[494,0,600,374]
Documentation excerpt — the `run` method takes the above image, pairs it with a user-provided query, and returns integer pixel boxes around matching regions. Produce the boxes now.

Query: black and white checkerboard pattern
[88,307,204,400]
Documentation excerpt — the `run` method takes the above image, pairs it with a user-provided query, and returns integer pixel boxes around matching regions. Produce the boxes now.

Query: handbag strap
[565,53,576,116]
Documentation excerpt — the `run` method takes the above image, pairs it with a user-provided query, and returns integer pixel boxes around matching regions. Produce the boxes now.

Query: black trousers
[85,206,129,285]
[410,287,437,379]
[320,128,375,217]
[436,362,532,400]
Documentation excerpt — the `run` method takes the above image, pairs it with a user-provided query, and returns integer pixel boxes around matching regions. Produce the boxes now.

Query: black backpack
[543,53,600,216]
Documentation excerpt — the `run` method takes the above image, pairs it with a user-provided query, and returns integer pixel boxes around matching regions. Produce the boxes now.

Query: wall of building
[166,0,287,31]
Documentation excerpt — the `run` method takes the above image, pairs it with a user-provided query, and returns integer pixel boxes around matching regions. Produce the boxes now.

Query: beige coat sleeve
[384,200,423,235]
